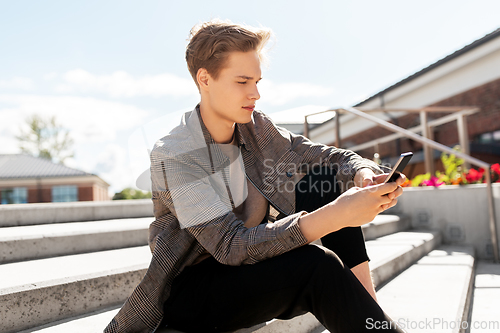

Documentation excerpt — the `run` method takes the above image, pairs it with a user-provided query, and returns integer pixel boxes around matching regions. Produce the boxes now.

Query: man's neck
[199,102,236,144]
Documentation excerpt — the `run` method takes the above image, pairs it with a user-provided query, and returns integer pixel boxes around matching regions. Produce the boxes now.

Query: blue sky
[1,0,500,194]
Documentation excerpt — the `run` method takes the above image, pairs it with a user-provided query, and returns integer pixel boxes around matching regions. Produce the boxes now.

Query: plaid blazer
[104,106,383,333]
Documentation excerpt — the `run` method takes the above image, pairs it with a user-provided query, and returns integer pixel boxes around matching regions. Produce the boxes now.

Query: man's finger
[363,177,375,187]
[368,181,399,195]
[372,173,389,185]
[396,173,407,185]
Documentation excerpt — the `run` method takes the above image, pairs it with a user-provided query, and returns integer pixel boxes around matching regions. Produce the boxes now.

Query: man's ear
[197,68,210,91]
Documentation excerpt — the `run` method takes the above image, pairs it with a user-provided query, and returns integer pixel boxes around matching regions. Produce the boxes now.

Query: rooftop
[0,154,92,179]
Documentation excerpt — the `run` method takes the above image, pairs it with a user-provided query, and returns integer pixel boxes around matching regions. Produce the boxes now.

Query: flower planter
[386,183,500,259]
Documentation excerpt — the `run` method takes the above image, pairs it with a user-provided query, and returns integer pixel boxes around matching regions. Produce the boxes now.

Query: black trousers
[163,168,403,332]
[295,166,369,269]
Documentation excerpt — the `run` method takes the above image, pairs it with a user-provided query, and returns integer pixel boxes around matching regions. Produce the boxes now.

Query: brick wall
[430,77,500,160]
[78,186,94,201]
[26,185,51,203]
[343,77,500,175]
[1,181,109,204]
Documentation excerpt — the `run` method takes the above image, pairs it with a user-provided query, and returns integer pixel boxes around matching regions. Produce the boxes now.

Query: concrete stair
[7,213,440,333]
[362,213,411,241]
[366,229,441,287]
[2,206,494,333]
[316,245,477,333]
[1,246,151,332]
[375,245,476,333]
[469,261,500,332]
[0,199,153,227]
[0,217,151,263]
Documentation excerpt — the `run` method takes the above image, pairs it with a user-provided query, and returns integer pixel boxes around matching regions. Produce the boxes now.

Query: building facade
[291,27,500,177]
[0,154,109,204]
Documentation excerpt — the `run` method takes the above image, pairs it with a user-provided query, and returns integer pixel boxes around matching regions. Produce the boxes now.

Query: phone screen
[384,152,413,183]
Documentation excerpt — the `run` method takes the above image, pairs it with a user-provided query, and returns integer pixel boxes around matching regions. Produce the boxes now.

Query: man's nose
[249,84,260,100]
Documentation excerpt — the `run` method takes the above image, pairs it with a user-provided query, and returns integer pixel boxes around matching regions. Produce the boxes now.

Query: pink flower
[421,176,445,187]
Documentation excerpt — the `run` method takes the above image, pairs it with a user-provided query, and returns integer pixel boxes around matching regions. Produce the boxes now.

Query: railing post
[304,116,309,138]
[420,111,434,175]
[335,111,341,147]
[457,113,471,170]
[485,169,499,262]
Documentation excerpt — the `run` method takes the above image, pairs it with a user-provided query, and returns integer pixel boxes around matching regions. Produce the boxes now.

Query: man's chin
[239,116,253,124]
[234,112,253,124]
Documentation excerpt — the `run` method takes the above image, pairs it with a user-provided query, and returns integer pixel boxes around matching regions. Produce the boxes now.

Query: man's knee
[296,244,346,274]
[295,166,341,213]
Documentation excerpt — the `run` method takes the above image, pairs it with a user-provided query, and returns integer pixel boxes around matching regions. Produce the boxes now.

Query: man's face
[205,51,262,125]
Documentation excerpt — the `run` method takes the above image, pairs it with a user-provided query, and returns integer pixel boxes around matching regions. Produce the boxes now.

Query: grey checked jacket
[104,106,383,333]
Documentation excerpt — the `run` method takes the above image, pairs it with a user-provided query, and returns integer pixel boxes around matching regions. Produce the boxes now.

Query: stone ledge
[0,199,153,226]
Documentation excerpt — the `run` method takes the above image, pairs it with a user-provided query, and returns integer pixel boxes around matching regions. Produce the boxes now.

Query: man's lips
[242,105,255,111]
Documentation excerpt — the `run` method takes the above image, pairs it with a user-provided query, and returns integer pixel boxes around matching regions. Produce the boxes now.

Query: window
[52,185,78,202]
[477,130,500,144]
[1,187,28,204]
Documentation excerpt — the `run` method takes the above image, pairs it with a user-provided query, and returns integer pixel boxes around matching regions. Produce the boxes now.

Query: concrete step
[19,307,321,333]
[0,217,151,263]
[373,245,475,333]
[19,230,440,333]
[312,214,410,246]
[469,261,500,332]
[366,230,442,287]
[362,214,411,241]
[0,214,402,264]
[314,230,444,333]
[18,306,121,333]
[0,246,151,333]
[0,199,153,227]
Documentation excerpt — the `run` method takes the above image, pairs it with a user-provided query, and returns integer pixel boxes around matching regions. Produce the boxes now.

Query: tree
[112,187,152,200]
[16,114,74,164]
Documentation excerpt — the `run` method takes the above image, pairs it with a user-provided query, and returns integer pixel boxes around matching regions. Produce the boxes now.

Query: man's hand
[298,169,406,243]
[353,168,377,188]
[354,168,407,188]
[331,172,406,229]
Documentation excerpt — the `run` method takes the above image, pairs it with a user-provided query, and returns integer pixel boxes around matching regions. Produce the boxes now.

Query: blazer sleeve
[279,124,386,192]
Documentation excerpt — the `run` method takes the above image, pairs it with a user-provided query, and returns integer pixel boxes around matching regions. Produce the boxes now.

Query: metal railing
[304,106,499,262]
[346,108,479,168]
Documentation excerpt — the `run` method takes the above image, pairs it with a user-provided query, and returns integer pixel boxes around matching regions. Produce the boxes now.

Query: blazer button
[286,171,293,178]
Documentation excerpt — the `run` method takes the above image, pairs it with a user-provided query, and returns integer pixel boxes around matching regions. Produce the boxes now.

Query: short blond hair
[186,19,271,88]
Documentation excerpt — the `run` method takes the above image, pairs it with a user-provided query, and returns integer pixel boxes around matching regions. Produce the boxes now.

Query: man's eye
[237,81,247,84]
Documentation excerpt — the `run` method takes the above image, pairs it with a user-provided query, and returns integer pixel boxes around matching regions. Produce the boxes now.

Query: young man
[105,20,406,333]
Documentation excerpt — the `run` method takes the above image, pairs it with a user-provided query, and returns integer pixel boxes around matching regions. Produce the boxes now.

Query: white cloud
[267,105,334,124]
[258,79,335,106]
[44,72,58,81]
[91,143,135,194]
[55,69,198,98]
[0,77,35,91]
[0,94,152,193]
[0,94,149,144]
[0,131,21,154]
[126,108,192,192]
[48,69,333,105]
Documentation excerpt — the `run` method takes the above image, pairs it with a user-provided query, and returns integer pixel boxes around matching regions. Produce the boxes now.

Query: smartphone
[384,152,413,183]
